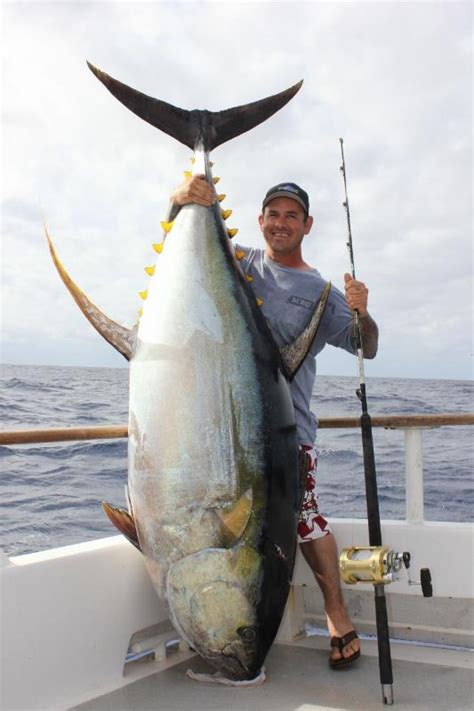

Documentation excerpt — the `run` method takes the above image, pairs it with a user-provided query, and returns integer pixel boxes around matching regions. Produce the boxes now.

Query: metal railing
[1,413,473,524]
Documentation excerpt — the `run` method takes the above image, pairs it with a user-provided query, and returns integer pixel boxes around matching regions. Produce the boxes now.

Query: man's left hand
[344,273,369,318]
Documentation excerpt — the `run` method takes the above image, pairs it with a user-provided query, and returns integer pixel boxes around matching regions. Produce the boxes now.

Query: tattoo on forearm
[353,314,379,359]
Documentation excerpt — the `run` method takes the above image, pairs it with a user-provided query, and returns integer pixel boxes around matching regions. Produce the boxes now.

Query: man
[171,176,379,668]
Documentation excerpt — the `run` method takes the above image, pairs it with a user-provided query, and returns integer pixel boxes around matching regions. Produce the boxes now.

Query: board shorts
[297,445,331,543]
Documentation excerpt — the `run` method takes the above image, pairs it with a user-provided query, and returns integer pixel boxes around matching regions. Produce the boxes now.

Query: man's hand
[171,174,216,208]
[344,273,369,318]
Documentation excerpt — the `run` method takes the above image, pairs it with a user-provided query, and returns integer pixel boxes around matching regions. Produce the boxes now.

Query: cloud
[1,1,472,379]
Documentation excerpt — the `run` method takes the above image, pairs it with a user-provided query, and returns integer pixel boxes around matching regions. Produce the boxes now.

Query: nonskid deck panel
[72,639,474,711]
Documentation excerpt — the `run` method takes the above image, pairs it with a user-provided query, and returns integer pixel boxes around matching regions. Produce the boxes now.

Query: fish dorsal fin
[280,282,332,381]
[87,62,302,152]
[102,501,141,551]
[45,226,136,360]
[216,488,253,546]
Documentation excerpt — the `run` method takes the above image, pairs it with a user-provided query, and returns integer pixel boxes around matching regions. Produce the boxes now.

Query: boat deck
[72,635,473,711]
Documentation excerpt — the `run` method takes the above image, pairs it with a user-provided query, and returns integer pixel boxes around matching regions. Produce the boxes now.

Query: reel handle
[420,568,433,597]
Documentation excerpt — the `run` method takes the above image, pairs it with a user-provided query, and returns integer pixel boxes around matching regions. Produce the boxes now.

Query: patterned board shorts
[297,445,331,543]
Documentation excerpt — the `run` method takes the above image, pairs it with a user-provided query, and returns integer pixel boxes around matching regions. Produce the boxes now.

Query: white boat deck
[72,635,473,711]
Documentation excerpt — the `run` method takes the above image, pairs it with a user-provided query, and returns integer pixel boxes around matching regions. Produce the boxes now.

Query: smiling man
[171,176,379,668]
[258,185,314,267]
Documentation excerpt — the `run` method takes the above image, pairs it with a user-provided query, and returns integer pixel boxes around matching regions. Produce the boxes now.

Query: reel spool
[339,546,433,596]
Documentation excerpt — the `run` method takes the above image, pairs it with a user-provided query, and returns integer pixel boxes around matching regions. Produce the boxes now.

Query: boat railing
[1,413,473,525]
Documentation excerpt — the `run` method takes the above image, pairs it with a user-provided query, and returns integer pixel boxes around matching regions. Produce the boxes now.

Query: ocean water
[1,363,472,557]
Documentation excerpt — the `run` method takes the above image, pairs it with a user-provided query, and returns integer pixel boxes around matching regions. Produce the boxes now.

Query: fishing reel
[339,546,433,597]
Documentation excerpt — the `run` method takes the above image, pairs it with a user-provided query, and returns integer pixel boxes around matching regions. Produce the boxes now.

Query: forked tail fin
[87,62,303,151]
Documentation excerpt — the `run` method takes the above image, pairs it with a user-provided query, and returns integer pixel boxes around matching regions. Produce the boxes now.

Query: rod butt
[382,684,394,705]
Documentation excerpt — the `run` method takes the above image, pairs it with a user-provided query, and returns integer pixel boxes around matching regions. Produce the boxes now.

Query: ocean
[1,364,472,557]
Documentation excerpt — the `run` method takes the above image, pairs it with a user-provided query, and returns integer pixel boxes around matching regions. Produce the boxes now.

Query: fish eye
[238,626,257,643]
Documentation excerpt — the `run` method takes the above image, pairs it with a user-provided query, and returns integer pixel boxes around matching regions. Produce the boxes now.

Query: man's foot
[298,535,361,668]
[326,602,361,667]
[329,630,360,669]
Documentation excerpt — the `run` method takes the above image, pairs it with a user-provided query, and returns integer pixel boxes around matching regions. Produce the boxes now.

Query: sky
[1,0,472,380]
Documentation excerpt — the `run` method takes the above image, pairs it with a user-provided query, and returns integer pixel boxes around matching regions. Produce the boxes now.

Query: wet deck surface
[72,636,474,711]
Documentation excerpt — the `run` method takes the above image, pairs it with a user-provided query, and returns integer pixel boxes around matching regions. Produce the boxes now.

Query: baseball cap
[262,182,309,214]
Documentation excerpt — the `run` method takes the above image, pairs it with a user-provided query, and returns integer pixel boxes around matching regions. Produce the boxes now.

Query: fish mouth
[216,654,259,682]
[218,640,261,681]
[192,640,259,681]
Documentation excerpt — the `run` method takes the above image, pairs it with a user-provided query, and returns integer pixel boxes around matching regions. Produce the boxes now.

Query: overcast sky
[1,1,472,380]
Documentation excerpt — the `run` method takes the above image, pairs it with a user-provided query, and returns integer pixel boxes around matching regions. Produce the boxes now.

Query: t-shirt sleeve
[233,243,257,269]
[233,242,250,254]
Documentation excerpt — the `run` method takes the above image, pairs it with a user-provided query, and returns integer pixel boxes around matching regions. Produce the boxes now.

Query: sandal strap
[330,630,358,650]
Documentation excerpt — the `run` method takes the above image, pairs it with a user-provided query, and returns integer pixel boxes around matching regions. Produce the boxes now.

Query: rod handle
[375,587,394,686]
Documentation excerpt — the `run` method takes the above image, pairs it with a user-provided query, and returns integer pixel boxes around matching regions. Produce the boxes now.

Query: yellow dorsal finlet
[144,266,155,277]
[245,274,253,282]
[160,221,174,233]
[138,308,143,318]
[212,176,220,185]
[153,243,164,254]
[184,170,192,179]
[138,290,148,301]
[217,194,226,203]
[221,209,232,220]
[235,249,246,260]
[227,228,239,238]
[256,298,264,307]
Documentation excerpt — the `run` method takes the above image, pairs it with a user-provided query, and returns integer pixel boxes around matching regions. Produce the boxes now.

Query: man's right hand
[171,174,216,208]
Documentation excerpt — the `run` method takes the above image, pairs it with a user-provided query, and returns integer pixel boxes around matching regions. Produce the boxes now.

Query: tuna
[46,63,331,680]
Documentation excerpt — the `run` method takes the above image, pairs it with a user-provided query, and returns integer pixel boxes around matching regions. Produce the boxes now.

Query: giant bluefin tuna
[46,63,331,680]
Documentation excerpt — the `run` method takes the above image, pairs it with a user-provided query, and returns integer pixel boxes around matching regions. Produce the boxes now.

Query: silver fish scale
[128,206,264,591]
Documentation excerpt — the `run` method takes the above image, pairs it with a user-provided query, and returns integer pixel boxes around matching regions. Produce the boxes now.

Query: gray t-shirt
[236,245,356,445]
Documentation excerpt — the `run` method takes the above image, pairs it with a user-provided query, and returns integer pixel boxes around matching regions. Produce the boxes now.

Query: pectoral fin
[45,226,136,360]
[280,282,331,380]
[216,488,253,546]
[102,501,141,551]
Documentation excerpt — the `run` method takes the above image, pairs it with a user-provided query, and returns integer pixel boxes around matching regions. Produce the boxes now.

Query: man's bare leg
[300,533,360,663]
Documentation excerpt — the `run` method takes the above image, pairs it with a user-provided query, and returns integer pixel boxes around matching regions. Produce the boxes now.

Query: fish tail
[87,62,302,151]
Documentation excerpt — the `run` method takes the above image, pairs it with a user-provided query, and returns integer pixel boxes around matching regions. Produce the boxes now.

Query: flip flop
[329,630,360,669]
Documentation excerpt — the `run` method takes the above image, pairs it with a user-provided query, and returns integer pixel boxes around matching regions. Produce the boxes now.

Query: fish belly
[128,206,264,592]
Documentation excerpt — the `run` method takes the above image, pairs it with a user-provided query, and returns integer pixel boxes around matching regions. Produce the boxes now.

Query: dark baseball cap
[262,182,309,214]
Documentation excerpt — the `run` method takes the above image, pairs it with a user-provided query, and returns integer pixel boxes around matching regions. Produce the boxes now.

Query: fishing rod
[339,138,386,549]
[339,137,394,704]
[338,139,432,706]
